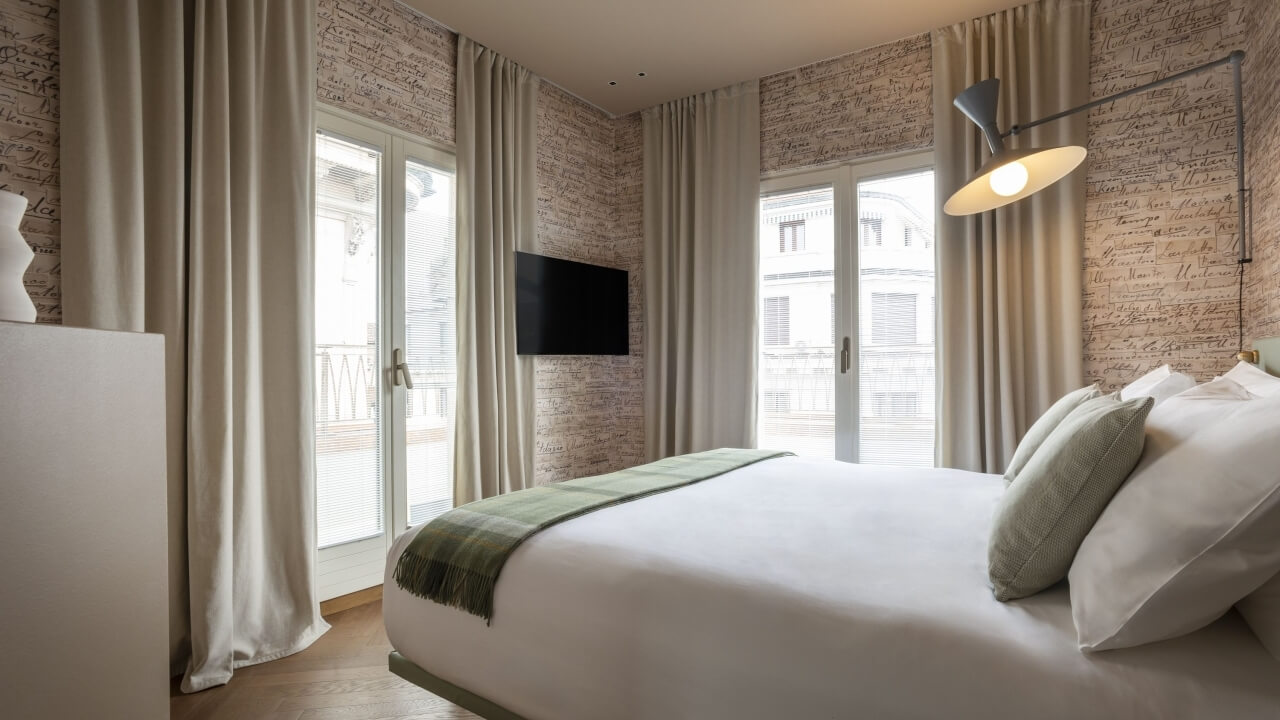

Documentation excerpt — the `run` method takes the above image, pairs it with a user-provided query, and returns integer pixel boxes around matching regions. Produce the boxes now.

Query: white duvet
[384,456,1280,719]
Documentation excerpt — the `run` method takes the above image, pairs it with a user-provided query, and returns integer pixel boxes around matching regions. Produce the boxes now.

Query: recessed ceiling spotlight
[608,81,617,86]
[637,72,647,77]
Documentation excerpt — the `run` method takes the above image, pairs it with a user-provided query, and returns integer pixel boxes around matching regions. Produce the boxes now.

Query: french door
[757,152,937,466]
[313,108,457,600]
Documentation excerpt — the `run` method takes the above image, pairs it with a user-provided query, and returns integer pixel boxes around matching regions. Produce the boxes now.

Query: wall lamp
[944,50,1255,361]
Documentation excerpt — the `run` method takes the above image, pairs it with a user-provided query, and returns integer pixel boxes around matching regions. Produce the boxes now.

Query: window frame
[314,105,457,601]
[760,150,935,465]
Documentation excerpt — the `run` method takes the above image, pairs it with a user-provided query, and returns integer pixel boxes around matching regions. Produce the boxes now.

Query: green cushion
[1004,385,1102,482]
[988,394,1153,602]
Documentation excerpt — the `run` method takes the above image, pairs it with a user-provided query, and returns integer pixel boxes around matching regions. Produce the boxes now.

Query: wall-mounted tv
[515,251,629,356]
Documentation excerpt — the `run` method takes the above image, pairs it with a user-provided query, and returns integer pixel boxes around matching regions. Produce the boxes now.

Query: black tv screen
[516,251,629,355]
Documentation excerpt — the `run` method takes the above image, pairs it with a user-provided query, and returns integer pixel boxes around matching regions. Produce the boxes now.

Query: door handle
[840,337,851,374]
[393,348,415,389]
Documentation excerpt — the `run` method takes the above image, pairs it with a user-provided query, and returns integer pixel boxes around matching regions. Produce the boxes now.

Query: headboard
[1254,337,1280,377]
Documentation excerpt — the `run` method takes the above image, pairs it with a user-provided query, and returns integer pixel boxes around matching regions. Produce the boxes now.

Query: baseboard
[320,584,383,616]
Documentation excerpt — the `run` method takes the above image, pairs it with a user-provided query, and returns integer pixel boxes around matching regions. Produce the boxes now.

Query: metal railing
[758,345,936,464]
[316,344,379,423]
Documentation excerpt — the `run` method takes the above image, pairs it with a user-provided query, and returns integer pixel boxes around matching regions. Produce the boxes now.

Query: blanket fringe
[393,551,497,622]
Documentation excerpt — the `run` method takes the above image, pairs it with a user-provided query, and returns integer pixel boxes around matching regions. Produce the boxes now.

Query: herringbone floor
[170,598,481,720]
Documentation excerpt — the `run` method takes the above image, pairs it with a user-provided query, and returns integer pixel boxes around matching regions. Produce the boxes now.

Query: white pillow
[1230,360,1280,659]
[1238,574,1280,660]
[1223,360,1280,397]
[1132,377,1252,460]
[1119,364,1197,406]
[1069,378,1280,651]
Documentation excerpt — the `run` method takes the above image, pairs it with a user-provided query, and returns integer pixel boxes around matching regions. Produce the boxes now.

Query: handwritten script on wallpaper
[0,0,58,323]
[1083,0,1247,388]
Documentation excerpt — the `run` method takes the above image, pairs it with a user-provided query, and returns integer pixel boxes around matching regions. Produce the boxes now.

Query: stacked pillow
[1069,371,1280,651]
[990,361,1280,659]
[1117,364,1196,406]
[988,392,1152,601]
[1221,359,1280,398]
[1003,385,1102,484]
[1222,363,1280,660]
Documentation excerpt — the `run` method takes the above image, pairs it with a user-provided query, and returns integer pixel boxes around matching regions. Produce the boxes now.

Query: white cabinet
[0,321,169,718]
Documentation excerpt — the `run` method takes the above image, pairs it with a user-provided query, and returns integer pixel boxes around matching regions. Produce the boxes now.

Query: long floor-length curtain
[61,0,328,692]
[454,36,538,502]
[933,0,1090,473]
[643,81,761,460]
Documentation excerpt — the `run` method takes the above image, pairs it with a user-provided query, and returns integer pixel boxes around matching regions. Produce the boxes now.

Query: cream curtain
[642,81,761,459]
[933,0,1090,473]
[454,36,538,502]
[62,0,327,692]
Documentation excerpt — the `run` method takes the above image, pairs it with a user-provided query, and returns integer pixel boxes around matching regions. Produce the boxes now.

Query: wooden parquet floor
[170,599,481,720]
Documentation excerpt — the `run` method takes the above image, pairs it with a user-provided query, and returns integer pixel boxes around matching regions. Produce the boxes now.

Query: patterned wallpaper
[533,84,644,484]
[1,0,1277,464]
[760,33,934,174]
[317,0,455,147]
[758,0,1264,389]
[0,0,643,486]
[1245,0,1280,343]
[0,0,58,323]
[318,0,644,483]
[1083,0,1249,389]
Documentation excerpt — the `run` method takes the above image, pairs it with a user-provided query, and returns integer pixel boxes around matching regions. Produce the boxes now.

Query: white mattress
[384,456,1280,719]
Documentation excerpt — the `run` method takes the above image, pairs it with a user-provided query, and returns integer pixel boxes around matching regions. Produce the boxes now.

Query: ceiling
[402,0,1024,116]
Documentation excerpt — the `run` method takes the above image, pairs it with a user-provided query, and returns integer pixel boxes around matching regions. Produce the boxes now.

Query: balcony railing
[314,343,456,543]
[758,344,936,465]
[316,344,378,424]
[315,343,456,422]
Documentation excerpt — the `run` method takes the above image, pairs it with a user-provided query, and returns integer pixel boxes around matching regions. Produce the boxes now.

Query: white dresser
[0,321,169,718]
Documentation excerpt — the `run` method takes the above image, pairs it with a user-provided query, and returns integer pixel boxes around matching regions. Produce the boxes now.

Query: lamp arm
[1004,50,1243,138]
[1003,49,1249,264]
[1232,51,1249,265]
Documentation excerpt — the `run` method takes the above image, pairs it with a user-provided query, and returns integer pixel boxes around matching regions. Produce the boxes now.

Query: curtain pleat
[933,0,1090,472]
[454,36,537,502]
[62,0,327,692]
[643,81,761,459]
[62,0,190,672]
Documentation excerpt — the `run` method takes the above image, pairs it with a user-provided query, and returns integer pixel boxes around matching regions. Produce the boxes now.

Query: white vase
[0,190,35,322]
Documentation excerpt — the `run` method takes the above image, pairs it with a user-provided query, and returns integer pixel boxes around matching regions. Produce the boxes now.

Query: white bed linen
[384,457,1280,720]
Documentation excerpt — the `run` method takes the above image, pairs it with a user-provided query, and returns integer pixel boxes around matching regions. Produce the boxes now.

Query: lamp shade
[943,145,1087,216]
[944,77,1088,216]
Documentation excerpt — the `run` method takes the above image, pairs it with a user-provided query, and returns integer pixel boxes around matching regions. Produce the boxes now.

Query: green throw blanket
[393,447,793,622]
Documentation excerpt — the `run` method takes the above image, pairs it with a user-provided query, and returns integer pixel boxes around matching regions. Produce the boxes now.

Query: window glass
[858,170,935,467]
[314,132,383,549]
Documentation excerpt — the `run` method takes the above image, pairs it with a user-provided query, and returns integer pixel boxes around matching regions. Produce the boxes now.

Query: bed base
[388,651,530,720]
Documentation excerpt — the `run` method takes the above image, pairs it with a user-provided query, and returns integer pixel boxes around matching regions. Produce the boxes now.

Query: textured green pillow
[1004,385,1102,483]
[988,394,1153,602]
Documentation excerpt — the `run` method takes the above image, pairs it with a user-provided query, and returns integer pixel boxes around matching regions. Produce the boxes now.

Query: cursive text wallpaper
[1,0,1278,464]
[757,0,1269,390]
[1245,0,1280,343]
[0,0,57,323]
[532,85,645,483]
[317,0,645,483]
[1083,0,1249,388]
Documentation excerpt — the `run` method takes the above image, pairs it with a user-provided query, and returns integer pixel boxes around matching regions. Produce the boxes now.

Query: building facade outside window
[779,219,806,252]
[763,296,791,346]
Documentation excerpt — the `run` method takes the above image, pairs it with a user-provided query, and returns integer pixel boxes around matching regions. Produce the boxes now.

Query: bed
[383,456,1280,719]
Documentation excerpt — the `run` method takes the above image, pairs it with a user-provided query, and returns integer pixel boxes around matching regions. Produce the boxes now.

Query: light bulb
[989,161,1029,197]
